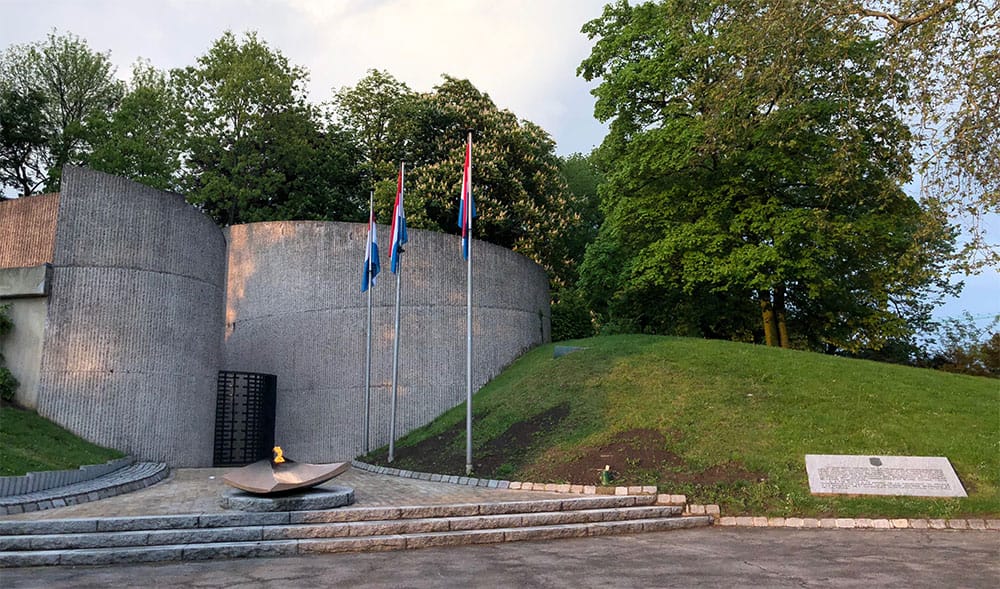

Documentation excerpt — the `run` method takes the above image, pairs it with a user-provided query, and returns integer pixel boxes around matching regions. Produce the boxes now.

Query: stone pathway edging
[0,462,169,516]
[352,461,999,532]
[714,514,1000,531]
[350,460,659,496]
[0,457,135,497]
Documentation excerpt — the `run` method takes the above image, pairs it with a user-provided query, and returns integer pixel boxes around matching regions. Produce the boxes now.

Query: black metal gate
[213,371,277,467]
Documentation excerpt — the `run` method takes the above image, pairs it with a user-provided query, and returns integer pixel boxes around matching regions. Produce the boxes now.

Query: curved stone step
[0,493,658,536]
[0,515,713,567]
[0,506,685,551]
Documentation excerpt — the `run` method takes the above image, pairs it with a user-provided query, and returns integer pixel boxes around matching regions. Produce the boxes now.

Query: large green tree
[579,0,958,351]
[84,61,183,191]
[333,72,583,287]
[0,30,124,193]
[174,32,363,224]
[833,0,999,268]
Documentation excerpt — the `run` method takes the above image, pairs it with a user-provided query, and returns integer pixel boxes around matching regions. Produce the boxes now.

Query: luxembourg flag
[458,135,476,259]
[389,163,408,274]
[361,208,380,292]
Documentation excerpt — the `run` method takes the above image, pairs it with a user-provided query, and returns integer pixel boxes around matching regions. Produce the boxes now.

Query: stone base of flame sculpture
[220,485,355,512]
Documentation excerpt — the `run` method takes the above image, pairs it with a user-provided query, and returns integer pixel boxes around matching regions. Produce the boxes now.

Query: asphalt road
[3,528,998,588]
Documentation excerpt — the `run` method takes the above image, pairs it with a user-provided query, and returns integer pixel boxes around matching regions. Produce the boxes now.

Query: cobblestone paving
[0,467,566,521]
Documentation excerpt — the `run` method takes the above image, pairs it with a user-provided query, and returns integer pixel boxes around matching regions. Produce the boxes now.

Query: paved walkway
[3,527,997,588]
[0,466,568,521]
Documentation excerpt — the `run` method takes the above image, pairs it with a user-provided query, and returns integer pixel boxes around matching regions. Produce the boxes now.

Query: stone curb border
[0,463,169,516]
[353,462,999,532]
[350,460,660,497]
[0,457,135,497]
[713,514,1000,531]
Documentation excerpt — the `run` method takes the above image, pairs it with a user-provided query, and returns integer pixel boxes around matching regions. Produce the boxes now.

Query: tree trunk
[774,284,790,348]
[759,290,779,347]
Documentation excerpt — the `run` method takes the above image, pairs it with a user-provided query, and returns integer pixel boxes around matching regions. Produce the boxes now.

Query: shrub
[551,289,594,341]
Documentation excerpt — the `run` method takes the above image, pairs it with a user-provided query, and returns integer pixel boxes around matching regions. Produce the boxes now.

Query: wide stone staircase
[0,495,712,567]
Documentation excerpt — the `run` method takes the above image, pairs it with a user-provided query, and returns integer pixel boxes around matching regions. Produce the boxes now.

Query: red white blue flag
[458,136,476,259]
[389,163,408,274]
[361,209,380,292]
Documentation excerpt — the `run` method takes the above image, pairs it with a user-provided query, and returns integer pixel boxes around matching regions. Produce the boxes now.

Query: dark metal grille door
[214,371,277,467]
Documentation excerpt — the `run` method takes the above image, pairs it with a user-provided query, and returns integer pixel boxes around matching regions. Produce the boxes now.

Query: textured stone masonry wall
[224,221,550,462]
[36,167,226,466]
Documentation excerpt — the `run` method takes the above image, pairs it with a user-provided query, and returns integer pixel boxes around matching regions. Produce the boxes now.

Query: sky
[1,0,995,330]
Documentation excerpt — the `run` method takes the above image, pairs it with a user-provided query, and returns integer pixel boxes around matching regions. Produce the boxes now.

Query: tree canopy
[578,0,959,351]
[333,71,584,286]
[172,32,364,225]
[0,30,123,194]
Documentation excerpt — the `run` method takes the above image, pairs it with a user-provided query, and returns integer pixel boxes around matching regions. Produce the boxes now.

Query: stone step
[0,516,713,567]
[0,494,658,536]
[0,506,684,551]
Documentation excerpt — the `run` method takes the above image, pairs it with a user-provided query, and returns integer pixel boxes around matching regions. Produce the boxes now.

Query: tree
[0,88,49,197]
[84,61,183,191]
[333,73,583,287]
[578,0,958,351]
[173,32,363,224]
[0,30,124,193]
[924,313,1000,377]
[833,1,999,269]
[332,69,420,183]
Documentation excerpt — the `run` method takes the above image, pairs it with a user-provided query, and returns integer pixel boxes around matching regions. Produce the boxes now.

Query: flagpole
[364,190,373,454]
[388,163,405,463]
[465,131,474,476]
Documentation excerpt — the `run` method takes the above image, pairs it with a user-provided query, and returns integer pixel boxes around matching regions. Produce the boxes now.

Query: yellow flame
[273,446,285,464]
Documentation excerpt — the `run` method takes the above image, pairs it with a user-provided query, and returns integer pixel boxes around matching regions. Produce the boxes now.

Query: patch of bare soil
[521,428,766,487]
[364,403,572,477]
[365,419,765,489]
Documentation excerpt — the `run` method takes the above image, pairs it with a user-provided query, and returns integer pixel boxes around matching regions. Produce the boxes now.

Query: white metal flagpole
[465,131,474,475]
[364,190,374,454]
[389,163,405,463]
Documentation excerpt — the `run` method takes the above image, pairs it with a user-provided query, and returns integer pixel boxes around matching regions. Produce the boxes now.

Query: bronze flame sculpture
[223,446,348,495]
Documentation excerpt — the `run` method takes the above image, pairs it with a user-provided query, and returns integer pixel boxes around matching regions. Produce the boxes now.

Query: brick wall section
[0,193,59,268]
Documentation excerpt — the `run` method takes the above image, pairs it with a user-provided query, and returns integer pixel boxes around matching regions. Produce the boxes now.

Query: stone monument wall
[36,167,227,466]
[224,221,550,462]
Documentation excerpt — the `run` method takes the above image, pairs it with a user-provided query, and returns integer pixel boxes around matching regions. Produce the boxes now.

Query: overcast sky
[1,0,994,325]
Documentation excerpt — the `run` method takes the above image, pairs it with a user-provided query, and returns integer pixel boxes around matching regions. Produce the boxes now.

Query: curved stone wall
[224,221,550,462]
[37,167,226,466]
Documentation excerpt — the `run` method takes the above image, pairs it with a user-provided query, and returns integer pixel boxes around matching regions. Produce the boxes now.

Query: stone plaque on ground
[805,454,967,498]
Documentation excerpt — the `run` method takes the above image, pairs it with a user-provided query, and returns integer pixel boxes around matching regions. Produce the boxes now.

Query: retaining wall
[224,222,550,462]
[36,167,227,467]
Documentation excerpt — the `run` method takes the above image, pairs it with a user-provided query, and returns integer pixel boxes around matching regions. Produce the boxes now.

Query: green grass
[0,405,125,477]
[370,335,1000,518]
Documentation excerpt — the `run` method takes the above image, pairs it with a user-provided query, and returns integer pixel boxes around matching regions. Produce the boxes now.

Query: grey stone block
[0,519,97,535]
[199,512,289,528]
[0,550,63,568]
[504,525,588,542]
[154,527,263,546]
[298,535,407,554]
[262,524,351,540]
[97,515,199,532]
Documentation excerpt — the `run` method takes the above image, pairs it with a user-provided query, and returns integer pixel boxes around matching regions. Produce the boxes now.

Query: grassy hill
[363,335,999,518]
[0,404,124,477]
